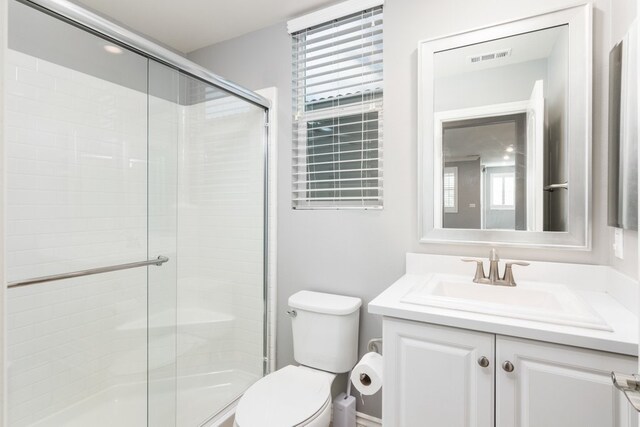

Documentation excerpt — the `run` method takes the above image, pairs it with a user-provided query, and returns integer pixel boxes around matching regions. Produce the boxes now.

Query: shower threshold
[28,369,258,427]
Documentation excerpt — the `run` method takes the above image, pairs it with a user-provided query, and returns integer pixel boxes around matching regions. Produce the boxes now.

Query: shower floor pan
[29,369,258,427]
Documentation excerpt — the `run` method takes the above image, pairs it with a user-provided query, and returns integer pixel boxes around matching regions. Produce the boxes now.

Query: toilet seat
[235,365,335,427]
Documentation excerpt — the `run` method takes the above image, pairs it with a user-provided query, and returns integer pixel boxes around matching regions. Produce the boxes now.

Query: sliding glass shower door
[173,71,266,426]
[5,1,268,426]
[7,1,154,425]
[148,61,267,426]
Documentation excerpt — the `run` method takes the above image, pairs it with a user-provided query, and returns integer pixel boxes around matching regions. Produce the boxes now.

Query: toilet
[234,291,362,427]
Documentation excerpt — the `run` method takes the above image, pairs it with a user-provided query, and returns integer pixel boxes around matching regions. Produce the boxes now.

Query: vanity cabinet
[496,336,638,427]
[383,318,638,427]
[383,319,495,427]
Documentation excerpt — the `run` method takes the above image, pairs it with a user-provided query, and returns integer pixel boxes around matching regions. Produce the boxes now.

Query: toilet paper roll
[350,352,383,395]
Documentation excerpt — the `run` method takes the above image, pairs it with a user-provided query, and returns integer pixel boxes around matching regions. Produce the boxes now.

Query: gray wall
[188,0,639,418]
[443,159,481,229]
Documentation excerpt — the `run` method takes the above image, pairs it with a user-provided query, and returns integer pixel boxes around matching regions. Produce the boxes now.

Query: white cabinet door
[496,336,639,427]
[383,319,495,427]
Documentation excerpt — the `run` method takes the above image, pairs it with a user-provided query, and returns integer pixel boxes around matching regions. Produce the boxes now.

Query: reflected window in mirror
[443,167,458,213]
[490,172,516,210]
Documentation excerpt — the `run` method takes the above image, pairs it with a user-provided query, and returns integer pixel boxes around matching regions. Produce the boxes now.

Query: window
[443,167,458,213]
[490,172,515,209]
[290,4,384,209]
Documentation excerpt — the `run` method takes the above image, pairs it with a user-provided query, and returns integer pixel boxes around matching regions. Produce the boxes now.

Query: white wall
[435,59,548,111]
[188,0,640,418]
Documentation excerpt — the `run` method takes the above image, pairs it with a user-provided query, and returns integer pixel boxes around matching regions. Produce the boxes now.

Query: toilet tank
[288,291,362,373]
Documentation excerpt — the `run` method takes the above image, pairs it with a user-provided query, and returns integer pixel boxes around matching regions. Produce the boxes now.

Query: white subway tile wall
[6,48,149,426]
[6,49,267,426]
[176,88,265,417]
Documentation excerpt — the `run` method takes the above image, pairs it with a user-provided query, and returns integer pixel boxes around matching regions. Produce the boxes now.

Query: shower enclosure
[4,0,270,425]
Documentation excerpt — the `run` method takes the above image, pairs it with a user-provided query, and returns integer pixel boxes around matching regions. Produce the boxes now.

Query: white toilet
[234,291,362,427]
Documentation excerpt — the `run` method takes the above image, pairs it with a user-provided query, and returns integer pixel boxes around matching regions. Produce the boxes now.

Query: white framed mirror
[418,4,592,248]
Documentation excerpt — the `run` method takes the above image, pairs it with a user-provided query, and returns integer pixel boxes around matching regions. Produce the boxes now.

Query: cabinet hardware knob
[477,356,490,368]
[502,361,515,372]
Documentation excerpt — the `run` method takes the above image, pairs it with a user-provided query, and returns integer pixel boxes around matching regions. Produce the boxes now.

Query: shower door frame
[16,0,271,110]
[9,0,273,422]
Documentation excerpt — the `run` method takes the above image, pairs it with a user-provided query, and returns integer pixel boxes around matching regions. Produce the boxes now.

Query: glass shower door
[5,1,172,426]
[148,60,180,427]
[6,1,269,426]
[172,73,266,426]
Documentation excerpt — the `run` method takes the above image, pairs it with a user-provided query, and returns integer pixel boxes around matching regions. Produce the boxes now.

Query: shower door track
[7,256,170,288]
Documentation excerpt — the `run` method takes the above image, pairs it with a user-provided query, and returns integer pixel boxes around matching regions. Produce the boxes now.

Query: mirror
[436,26,568,232]
[419,5,592,248]
[608,28,638,231]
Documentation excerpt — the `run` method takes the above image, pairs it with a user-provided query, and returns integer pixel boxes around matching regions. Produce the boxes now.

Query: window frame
[443,166,458,214]
[489,171,516,210]
[291,5,384,210]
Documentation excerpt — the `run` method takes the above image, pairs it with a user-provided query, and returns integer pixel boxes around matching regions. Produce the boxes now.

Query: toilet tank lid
[289,291,362,315]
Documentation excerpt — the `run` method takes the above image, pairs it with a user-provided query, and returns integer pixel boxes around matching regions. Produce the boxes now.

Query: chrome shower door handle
[7,256,170,289]
[612,372,640,412]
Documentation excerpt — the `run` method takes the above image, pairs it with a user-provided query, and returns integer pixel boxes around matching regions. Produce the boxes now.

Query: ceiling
[444,121,519,167]
[73,0,341,53]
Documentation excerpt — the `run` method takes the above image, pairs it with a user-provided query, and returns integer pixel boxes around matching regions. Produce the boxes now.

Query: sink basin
[401,274,612,331]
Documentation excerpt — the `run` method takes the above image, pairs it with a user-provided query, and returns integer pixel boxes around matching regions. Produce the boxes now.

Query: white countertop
[369,254,639,356]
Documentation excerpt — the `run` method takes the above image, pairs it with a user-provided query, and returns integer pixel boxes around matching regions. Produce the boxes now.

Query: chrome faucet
[462,249,529,286]
[487,248,501,284]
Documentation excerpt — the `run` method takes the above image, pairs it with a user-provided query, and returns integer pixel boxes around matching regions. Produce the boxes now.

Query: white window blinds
[291,5,383,209]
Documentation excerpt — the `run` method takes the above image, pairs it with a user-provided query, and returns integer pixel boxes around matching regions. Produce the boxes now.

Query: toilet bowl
[233,291,361,427]
[234,365,335,427]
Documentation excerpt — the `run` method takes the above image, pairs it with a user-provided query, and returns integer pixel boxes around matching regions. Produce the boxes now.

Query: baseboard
[356,411,382,427]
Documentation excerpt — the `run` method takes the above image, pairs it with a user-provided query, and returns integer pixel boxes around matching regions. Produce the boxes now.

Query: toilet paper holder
[350,345,384,399]
[358,342,380,387]
[368,338,382,354]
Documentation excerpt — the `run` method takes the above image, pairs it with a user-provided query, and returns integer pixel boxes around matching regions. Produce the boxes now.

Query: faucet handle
[502,261,530,286]
[461,258,486,283]
[505,261,530,267]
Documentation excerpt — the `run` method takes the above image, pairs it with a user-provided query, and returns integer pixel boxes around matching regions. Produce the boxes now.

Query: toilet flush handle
[286,309,297,318]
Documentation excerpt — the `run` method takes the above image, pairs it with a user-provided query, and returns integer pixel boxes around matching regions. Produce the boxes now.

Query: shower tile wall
[5,49,148,425]
[177,89,265,381]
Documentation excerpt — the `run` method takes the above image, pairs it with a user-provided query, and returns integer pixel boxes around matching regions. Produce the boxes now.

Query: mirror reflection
[434,25,569,231]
